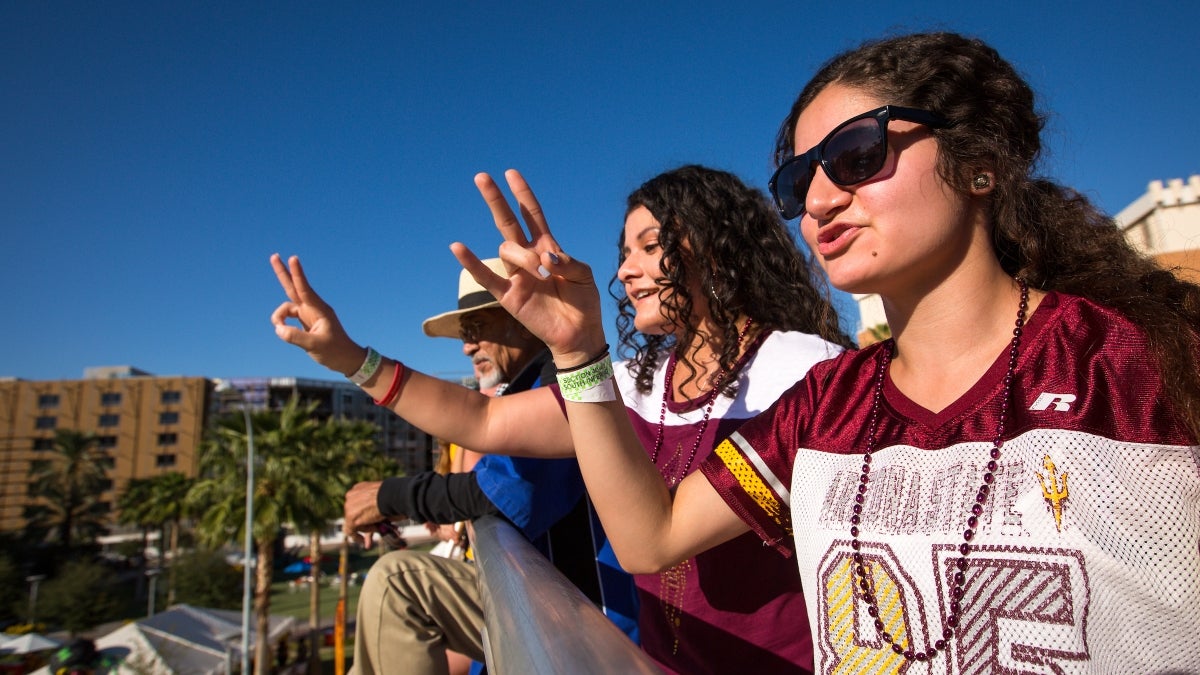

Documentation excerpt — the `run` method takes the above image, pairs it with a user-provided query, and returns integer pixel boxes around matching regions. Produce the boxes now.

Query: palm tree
[865,322,892,346]
[189,395,330,675]
[24,429,110,549]
[143,472,195,604]
[302,418,385,674]
[332,425,398,675]
[116,476,161,608]
[116,476,158,563]
[118,472,195,609]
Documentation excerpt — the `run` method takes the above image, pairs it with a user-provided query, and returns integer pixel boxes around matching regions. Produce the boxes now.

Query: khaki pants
[351,550,485,675]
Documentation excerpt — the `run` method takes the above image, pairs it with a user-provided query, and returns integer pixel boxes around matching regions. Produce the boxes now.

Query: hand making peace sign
[451,169,610,368]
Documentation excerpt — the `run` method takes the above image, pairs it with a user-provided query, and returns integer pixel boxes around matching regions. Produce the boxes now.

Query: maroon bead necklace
[651,318,754,486]
[851,279,1028,662]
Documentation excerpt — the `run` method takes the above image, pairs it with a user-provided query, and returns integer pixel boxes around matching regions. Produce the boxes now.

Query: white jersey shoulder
[615,331,842,424]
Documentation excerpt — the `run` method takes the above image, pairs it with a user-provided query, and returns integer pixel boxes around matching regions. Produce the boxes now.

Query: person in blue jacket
[273,257,637,675]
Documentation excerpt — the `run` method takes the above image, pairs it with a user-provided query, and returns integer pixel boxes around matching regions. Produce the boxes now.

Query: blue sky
[3,2,1197,383]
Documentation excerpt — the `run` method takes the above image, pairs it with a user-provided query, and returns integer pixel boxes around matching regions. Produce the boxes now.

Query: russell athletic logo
[1030,393,1077,412]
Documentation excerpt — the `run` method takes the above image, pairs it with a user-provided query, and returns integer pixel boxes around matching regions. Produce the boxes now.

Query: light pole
[25,574,45,624]
[146,568,161,617]
[216,382,254,675]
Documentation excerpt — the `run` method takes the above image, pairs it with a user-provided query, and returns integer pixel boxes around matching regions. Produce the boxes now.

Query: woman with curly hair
[463,32,1200,673]
[272,164,852,673]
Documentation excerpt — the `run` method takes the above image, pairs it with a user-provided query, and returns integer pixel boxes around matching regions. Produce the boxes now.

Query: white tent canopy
[30,605,297,675]
[0,632,62,655]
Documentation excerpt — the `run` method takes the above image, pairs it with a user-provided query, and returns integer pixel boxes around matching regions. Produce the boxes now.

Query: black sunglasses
[768,105,949,220]
[459,308,508,344]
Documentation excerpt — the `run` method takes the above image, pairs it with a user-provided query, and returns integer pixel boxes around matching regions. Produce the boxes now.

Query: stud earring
[972,174,991,190]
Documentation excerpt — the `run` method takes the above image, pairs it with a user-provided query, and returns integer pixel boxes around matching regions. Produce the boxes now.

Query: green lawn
[267,546,413,675]
[269,577,359,621]
[270,583,361,675]
[267,546,386,622]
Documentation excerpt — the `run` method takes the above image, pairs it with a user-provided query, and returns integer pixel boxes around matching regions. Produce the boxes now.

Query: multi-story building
[853,175,1200,346]
[0,367,439,535]
[213,376,438,483]
[0,367,210,533]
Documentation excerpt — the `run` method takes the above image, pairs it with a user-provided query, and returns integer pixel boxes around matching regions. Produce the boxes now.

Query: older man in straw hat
[341,259,629,675]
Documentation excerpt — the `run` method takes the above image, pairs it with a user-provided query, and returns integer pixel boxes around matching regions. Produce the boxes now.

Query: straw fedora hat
[421,258,507,338]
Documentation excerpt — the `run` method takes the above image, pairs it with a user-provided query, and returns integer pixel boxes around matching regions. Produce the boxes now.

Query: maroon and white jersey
[702,292,1200,674]
[612,330,842,674]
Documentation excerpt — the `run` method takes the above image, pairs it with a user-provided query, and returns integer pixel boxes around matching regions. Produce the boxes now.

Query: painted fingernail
[538,265,551,278]
[548,252,561,265]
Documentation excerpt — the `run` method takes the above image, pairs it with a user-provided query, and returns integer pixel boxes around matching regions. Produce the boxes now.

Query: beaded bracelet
[348,346,382,385]
[557,354,618,403]
[374,361,407,407]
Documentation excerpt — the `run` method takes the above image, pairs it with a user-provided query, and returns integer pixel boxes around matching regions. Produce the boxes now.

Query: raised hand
[269,253,367,376]
[451,170,609,367]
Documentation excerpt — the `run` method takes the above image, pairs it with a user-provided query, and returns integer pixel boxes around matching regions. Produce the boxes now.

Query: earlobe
[971,172,995,194]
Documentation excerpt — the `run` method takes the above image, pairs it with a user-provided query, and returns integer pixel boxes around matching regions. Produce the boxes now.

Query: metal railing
[469,515,657,674]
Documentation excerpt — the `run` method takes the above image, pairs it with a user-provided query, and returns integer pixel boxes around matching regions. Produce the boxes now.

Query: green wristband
[557,355,617,402]
[348,346,382,386]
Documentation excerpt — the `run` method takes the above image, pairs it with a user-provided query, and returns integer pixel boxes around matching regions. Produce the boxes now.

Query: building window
[96,455,115,470]
[161,390,181,404]
[155,454,177,468]
[35,416,56,430]
[33,438,55,451]
[100,392,122,406]
[159,411,179,425]
[98,479,113,492]
[97,435,118,448]
[157,433,178,446]
[37,394,60,408]
[98,414,120,427]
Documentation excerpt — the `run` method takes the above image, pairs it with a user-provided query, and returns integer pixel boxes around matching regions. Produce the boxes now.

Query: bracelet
[557,354,618,402]
[555,344,611,373]
[374,361,407,407]
[348,347,382,385]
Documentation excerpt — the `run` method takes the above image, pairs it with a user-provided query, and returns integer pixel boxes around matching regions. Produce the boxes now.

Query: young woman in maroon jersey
[457,32,1200,673]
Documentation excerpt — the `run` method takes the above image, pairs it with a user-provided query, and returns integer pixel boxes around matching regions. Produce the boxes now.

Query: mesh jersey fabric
[702,291,1200,674]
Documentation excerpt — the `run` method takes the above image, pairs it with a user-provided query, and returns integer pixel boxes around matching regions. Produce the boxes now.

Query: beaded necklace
[852,279,1028,663]
[650,318,754,486]
[654,318,754,655]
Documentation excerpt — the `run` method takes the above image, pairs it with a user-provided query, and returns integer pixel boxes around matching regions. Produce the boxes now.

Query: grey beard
[478,367,505,390]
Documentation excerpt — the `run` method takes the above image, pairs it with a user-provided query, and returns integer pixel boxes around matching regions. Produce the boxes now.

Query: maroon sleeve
[699,371,819,557]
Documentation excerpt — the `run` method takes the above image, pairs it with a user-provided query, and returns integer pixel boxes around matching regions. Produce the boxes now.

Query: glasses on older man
[768,105,949,219]
[458,310,507,344]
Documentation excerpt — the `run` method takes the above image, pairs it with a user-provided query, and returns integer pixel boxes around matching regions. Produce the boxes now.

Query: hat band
[458,290,496,311]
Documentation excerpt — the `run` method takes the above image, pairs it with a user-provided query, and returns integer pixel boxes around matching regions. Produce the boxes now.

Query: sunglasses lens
[459,321,478,343]
[772,158,816,219]
[772,111,896,219]
[824,118,885,185]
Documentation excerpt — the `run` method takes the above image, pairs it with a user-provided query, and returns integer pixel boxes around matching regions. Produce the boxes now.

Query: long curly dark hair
[774,31,1200,438]
[612,164,853,395]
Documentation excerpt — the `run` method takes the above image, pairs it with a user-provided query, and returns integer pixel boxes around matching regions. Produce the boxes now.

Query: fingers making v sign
[450,169,609,368]
[269,253,367,376]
